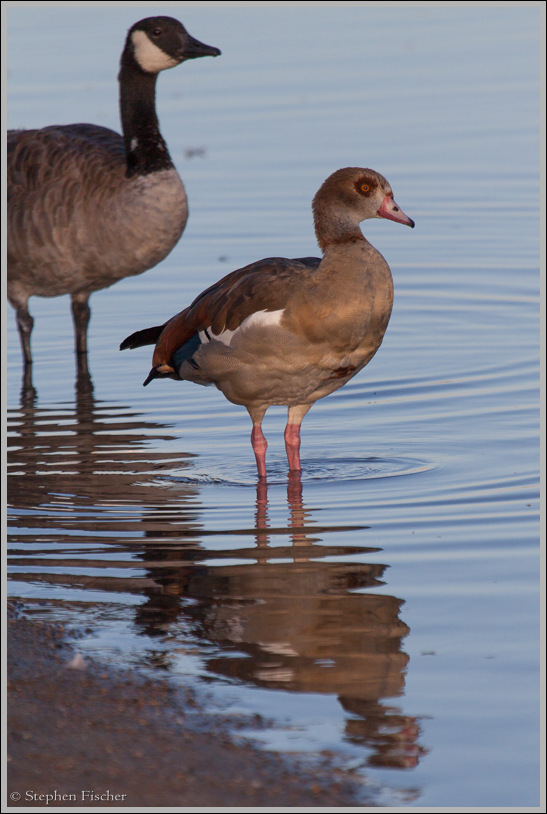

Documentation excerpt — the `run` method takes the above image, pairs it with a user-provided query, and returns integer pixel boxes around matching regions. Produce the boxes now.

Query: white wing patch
[131,30,178,73]
[199,309,285,347]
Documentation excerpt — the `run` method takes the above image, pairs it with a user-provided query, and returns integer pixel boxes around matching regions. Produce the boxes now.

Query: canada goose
[121,167,414,478]
[8,16,220,369]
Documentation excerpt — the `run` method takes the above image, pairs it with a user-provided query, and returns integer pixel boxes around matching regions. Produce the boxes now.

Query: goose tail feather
[120,325,164,351]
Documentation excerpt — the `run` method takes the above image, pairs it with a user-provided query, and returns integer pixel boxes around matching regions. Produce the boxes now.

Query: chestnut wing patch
[152,256,321,368]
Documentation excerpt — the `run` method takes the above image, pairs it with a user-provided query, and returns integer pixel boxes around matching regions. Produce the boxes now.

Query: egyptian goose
[121,167,414,478]
[8,17,220,368]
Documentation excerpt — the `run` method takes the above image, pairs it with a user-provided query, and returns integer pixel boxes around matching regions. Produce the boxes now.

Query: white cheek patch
[131,30,178,73]
[199,309,285,348]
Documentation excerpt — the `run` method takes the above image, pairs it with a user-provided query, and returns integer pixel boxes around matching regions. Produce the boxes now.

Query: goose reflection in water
[17,342,95,409]
[8,391,425,771]
[131,476,426,771]
[7,386,200,535]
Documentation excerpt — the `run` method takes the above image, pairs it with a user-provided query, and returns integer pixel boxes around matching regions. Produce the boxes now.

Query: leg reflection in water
[9,389,427,773]
[132,473,427,771]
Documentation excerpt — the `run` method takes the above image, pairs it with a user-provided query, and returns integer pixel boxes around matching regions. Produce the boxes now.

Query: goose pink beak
[377,195,415,228]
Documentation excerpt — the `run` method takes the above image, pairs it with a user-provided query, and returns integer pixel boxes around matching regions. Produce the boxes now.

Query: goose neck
[118,61,174,177]
[313,204,366,253]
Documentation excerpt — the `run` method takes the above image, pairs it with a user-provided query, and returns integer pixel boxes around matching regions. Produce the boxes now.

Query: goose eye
[360,183,370,193]
[152,28,162,37]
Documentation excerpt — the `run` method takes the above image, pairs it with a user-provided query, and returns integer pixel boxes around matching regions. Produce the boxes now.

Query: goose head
[312,167,414,251]
[127,16,221,75]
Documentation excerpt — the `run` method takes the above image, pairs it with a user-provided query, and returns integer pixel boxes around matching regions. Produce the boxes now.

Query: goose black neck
[119,59,175,178]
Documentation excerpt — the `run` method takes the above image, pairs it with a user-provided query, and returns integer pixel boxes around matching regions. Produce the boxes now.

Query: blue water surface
[5,3,543,808]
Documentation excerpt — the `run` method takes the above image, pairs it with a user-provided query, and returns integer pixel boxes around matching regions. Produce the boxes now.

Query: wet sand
[7,606,365,809]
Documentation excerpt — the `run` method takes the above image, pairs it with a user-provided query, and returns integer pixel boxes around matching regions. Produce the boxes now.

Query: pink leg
[284,404,311,473]
[284,423,302,472]
[251,424,268,479]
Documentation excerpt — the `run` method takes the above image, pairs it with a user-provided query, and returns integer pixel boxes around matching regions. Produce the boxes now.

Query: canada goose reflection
[7,389,198,522]
[17,347,94,408]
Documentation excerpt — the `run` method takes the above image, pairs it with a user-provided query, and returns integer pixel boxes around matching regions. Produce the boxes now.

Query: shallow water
[5,3,542,808]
